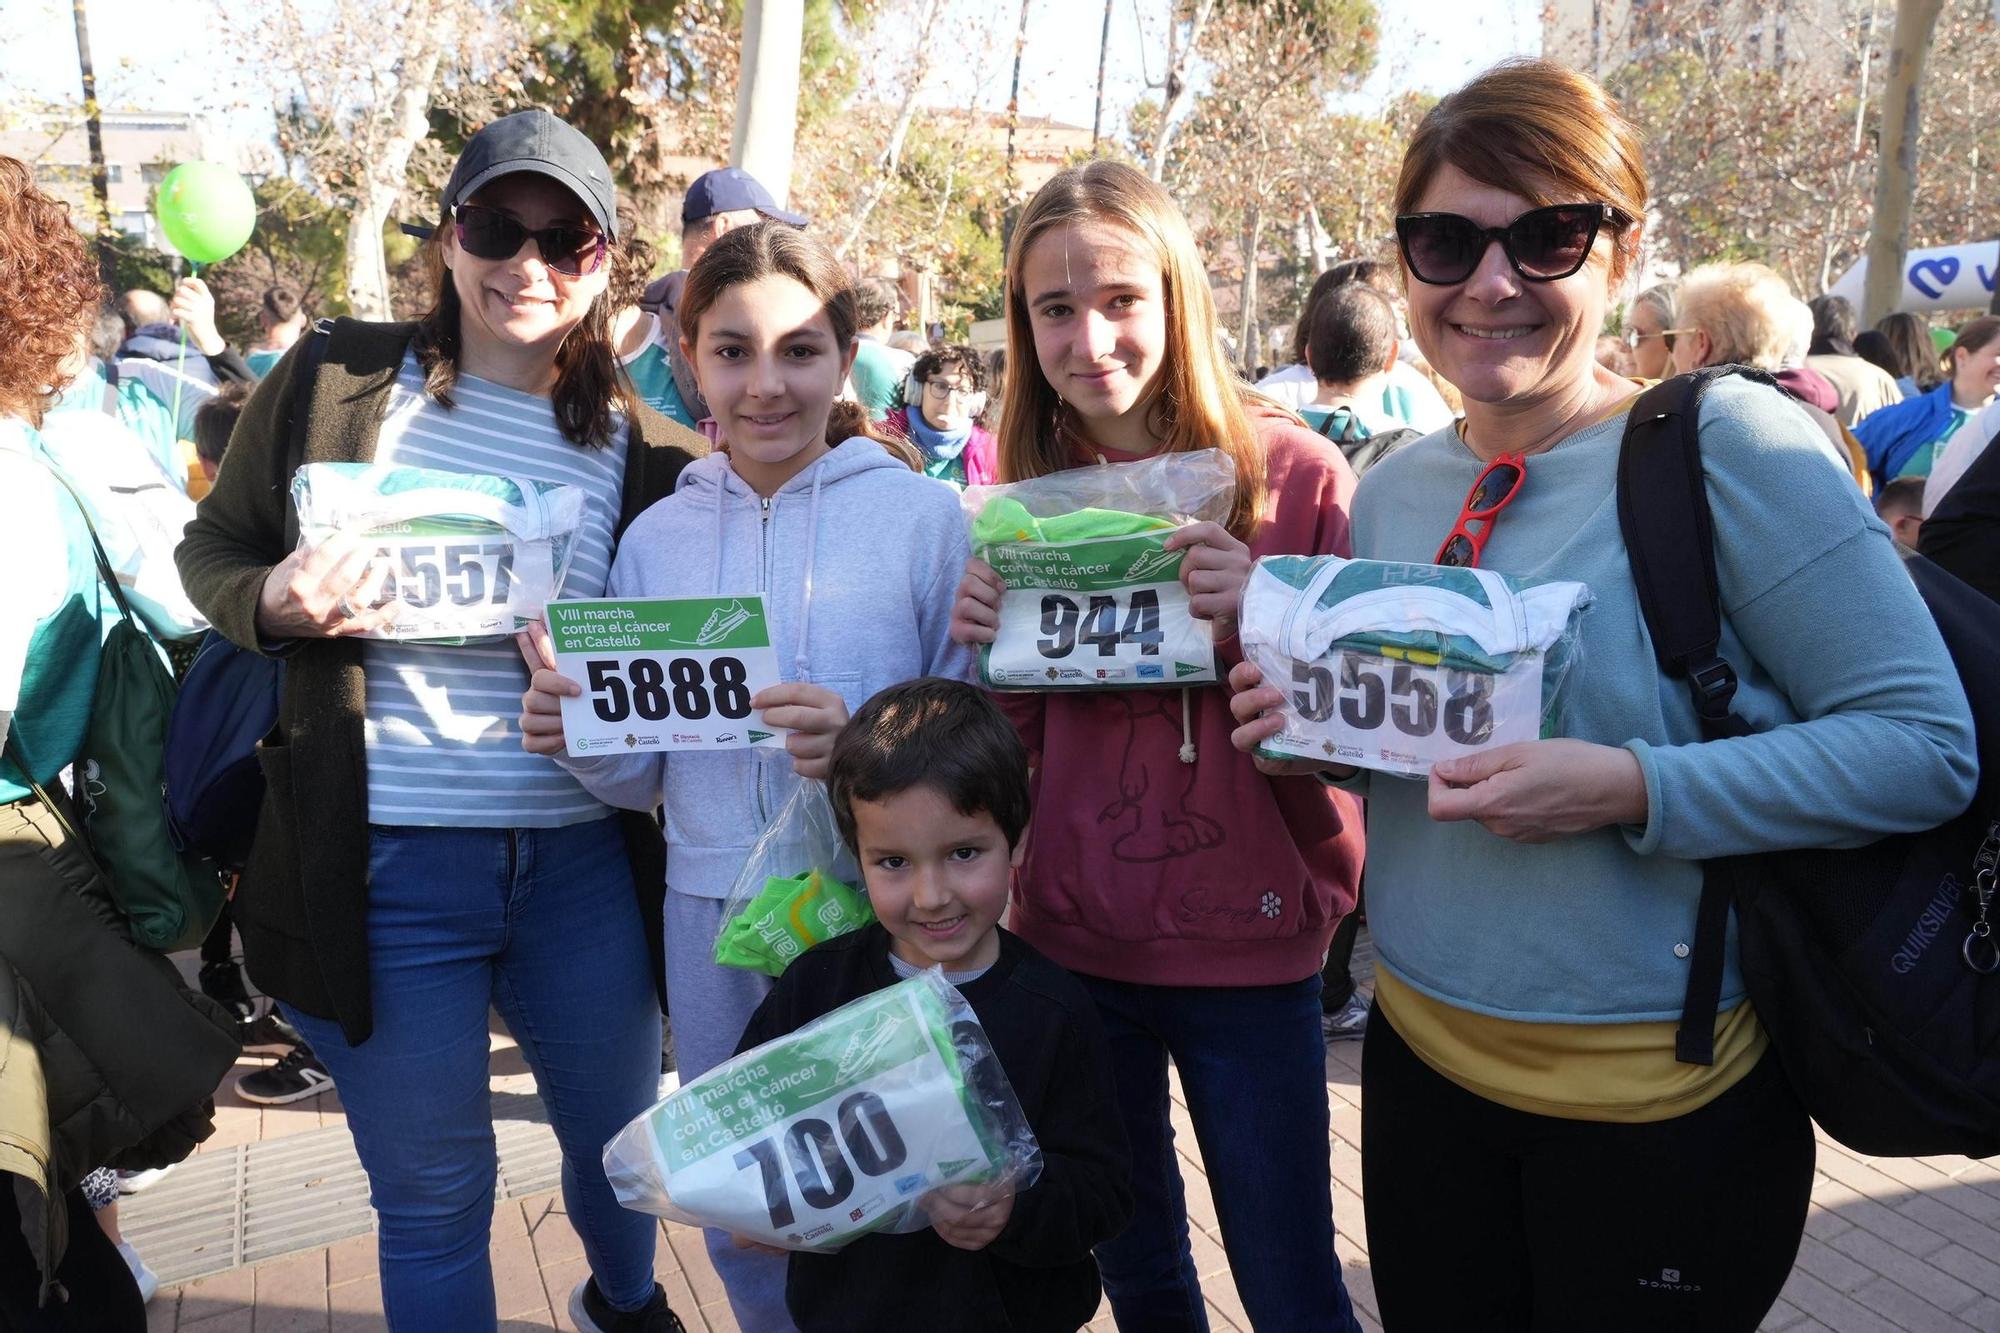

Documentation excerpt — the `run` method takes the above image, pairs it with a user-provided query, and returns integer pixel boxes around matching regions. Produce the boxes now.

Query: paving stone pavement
[132,934,2000,1332]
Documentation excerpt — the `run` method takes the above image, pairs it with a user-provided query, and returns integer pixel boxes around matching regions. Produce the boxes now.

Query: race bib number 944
[550,595,787,756]
[981,534,1217,689]
[1258,648,1544,777]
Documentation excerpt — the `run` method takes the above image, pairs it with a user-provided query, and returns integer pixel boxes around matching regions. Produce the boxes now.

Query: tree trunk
[1238,204,1262,375]
[1306,200,1331,278]
[1862,0,1945,325]
[732,0,805,204]
[1147,0,1216,183]
[1821,0,1880,295]
[342,8,449,320]
[70,0,116,290]
[344,192,393,321]
[1091,0,1114,151]
[1006,0,1031,188]
[838,0,947,258]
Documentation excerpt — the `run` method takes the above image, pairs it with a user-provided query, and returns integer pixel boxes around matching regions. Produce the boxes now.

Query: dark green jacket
[0,797,239,1299]
[176,319,707,1044]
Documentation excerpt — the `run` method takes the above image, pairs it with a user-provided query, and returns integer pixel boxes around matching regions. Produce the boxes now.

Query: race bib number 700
[550,595,788,756]
[637,980,1002,1249]
[1257,648,1544,777]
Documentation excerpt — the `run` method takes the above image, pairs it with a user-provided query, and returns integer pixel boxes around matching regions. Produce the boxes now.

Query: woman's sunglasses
[1395,204,1624,286]
[1435,452,1526,568]
[452,204,608,277]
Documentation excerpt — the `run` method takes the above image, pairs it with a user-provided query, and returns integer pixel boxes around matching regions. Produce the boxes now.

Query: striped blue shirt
[363,355,628,828]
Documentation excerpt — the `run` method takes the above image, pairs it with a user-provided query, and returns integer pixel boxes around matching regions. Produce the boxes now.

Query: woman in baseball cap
[177,108,702,1333]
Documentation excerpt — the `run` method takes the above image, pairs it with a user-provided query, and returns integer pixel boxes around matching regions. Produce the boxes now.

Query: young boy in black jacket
[734,677,1132,1332]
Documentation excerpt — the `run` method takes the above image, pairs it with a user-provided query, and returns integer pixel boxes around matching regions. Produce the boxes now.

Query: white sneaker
[115,1165,173,1195]
[1321,992,1370,1042]
[116,1240,159,1304]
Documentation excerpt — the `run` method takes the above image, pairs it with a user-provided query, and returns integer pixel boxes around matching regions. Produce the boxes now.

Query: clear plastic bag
[714,776,871,976]
[1239,555,1591,778]
[961,449,1237,690]
[289,462,587,643]
[604,968,1044,1252]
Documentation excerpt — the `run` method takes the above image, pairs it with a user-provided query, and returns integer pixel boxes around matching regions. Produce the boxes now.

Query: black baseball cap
[682,167,807,228]
[405,109,617,242]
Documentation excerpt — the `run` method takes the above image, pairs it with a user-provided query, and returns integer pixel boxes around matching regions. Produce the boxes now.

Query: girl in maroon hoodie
[950,160,1365,1333]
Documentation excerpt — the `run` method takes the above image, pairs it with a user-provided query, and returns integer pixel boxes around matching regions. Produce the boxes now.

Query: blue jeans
[1079,973,1359,1333]
[660,891,792,1331]
[284,819,663,1332]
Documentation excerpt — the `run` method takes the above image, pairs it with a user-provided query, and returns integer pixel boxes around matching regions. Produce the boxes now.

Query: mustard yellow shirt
[1374,968,1767,1122]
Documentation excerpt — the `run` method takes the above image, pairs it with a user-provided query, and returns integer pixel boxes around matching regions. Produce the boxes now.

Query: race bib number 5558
[1257,648,1544,777]
[550,595,787,756]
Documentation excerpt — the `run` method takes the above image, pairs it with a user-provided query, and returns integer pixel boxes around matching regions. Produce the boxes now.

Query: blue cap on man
[681,167,808,229]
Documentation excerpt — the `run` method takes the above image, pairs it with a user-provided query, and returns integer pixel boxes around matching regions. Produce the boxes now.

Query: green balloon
[155,161,255,264]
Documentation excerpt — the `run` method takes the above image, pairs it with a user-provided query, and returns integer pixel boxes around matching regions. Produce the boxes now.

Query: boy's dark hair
[1306,284,1398,387]
[1874,476,1926,523]
[828,678,1030,853]
[192,380,251,468]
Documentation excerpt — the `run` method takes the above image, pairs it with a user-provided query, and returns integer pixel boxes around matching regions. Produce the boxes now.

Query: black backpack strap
[1616,365,1774,1065]
[1616,366,1772,735]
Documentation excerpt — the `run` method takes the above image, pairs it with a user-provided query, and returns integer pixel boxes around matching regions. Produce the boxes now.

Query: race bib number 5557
[550,595,787,756]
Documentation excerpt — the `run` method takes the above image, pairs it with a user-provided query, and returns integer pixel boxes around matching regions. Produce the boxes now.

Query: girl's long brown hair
[998,161,1267,539]
[413,216,630,449]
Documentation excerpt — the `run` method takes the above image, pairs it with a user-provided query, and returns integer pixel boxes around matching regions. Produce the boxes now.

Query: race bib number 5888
[550,595,787,756]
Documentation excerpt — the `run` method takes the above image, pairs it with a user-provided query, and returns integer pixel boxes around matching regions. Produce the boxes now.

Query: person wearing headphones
[882,343,995,487]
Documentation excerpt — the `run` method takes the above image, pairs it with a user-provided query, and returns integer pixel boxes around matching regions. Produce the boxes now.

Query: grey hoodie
[554,439,974,898]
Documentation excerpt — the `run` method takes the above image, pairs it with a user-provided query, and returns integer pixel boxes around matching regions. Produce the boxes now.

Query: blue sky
[2,0,1541,148]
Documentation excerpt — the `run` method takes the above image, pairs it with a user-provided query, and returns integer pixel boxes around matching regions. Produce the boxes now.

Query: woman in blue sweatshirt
[1226,60,1976,1331]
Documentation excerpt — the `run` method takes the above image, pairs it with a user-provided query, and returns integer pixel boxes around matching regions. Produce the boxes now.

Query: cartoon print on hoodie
[1098,693,1224,864]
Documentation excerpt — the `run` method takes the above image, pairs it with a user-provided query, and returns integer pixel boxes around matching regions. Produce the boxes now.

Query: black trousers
[1320,891,1363,1013]
[1361,1003,1813,1332]
[0,1187,144,1332]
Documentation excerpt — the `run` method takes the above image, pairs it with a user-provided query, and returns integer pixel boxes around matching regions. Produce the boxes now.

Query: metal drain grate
[122,1091,562,1286]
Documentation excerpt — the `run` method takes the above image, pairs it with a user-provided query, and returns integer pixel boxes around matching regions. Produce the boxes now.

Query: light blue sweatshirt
[1345,376,1976,1023]
[554,438,975,898]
